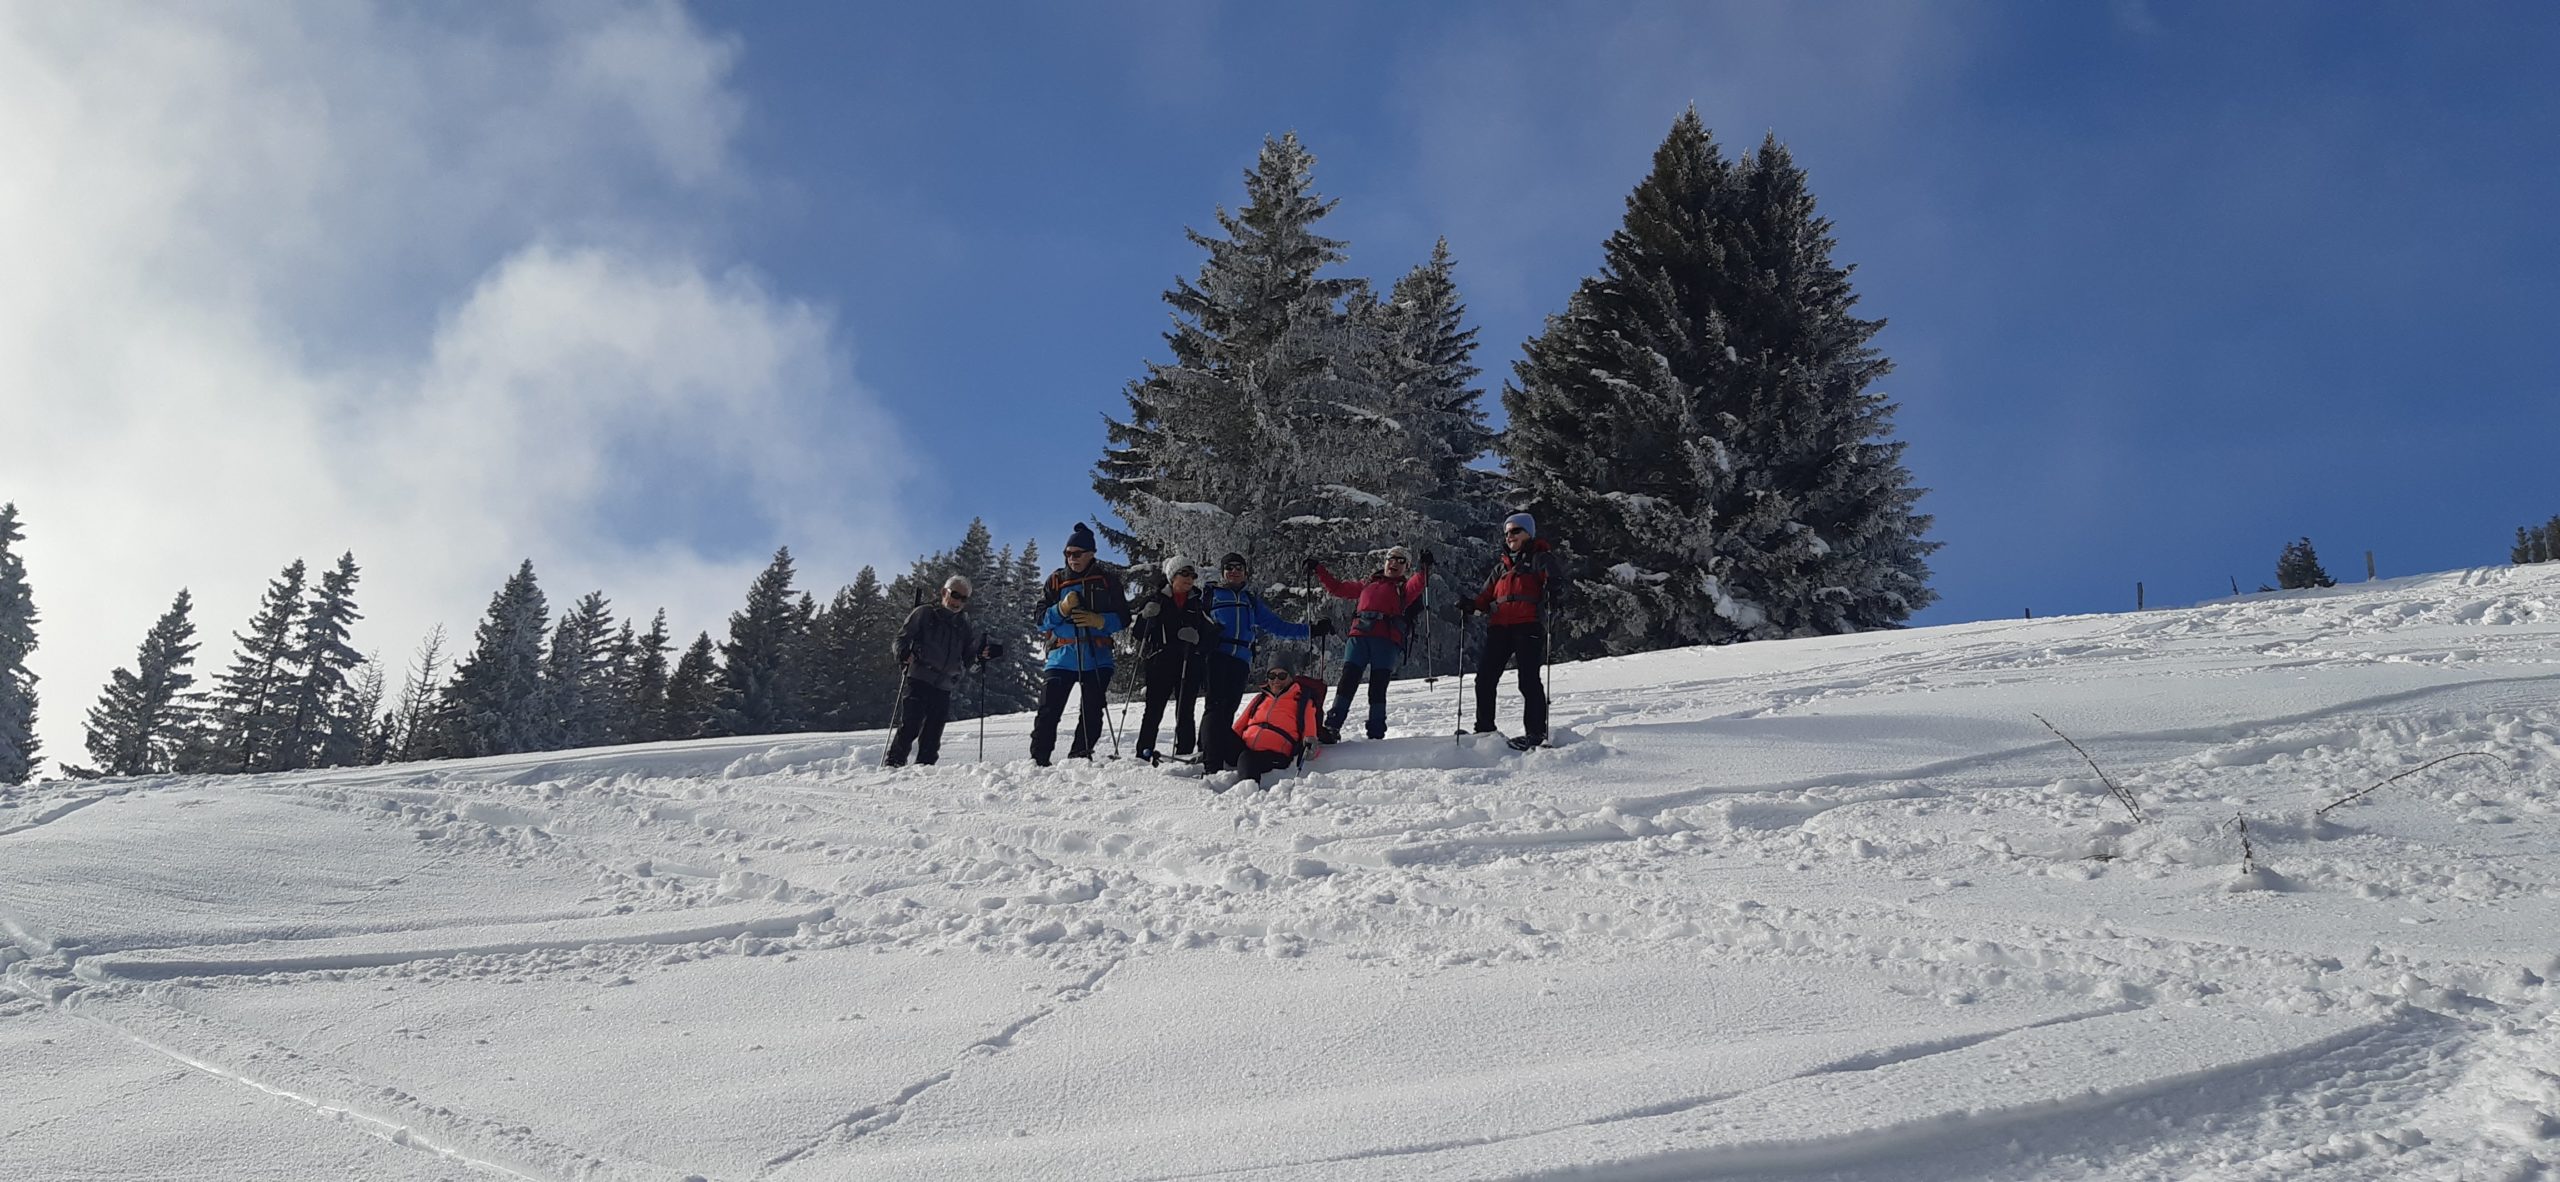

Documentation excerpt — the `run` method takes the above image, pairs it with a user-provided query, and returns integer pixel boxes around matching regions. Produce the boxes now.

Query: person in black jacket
[1129,556,1220,764]
[885,575,1001,767]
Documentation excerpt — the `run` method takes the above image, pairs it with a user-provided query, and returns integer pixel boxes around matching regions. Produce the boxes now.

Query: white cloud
[0,1,912,768]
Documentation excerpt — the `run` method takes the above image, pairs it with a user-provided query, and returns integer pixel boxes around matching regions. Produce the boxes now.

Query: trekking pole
[1101,633,1123,758]
[1453,611,1467,744]
[975,659,988,763]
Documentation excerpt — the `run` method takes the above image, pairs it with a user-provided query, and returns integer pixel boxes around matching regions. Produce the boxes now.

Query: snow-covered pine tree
[82,589,201,777]
[442,561,551,757]
[319,655,384,769]
[205,558,308,773]
[976,540,1046,715]
[274,552,363,770]
[713,549,806,737]
[0,504,35,785]
[619,610,672,743]
[387,626,448,762]
[598,620,637,744]
[808,568,885,731]
[544,591,617,750]
[789,591,821,728]
[1504,112,1935,656]
[662,632,720,740]
[1377,240,1497,675]
[1096,134,1438,615]
[2277,538,2335,590]
[1710,136,1934,637]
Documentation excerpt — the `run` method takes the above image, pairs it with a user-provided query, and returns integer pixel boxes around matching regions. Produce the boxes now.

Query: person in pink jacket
[1302,546,1431,743]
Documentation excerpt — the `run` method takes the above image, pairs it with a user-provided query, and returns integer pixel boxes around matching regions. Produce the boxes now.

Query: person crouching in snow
[1459,512,1563,748]
[1199,553,1313,776]
[885,575,1002,767]
[1130,555,1219,764]
[1228,650,1323,791]
[1304,546,1428,744]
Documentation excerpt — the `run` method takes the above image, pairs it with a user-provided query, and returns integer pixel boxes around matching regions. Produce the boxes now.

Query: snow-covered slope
[6,565,2558,1181]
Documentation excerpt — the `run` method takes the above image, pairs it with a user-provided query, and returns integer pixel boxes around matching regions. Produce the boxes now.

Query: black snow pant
[1134,655,1203,759]
[1030,666,1111,763]
[1198,655,1251,774]
[1235,746,1297,785]
[885,682,952,766]
[1474,622,1549,740]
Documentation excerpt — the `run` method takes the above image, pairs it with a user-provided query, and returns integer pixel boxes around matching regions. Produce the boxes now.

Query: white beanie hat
[1162,555,1198,580]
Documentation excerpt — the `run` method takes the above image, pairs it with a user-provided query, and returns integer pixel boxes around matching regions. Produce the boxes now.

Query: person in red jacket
[1460,513,1563,748]
[1228,651,1322,791]
[1304,547,1428,743]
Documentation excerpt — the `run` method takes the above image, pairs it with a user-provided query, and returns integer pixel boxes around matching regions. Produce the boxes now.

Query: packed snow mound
[6,564,2560,1180]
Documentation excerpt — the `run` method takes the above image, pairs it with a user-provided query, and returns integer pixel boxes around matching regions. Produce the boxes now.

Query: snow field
[4,563,2559,1179]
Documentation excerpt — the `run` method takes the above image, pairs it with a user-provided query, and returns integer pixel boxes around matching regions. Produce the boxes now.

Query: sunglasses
[1173,568,1197,578]
[1222,562,1246,571]
[1263,670,1291,680]
[1504,528,1528,536]
[945,591,970,601]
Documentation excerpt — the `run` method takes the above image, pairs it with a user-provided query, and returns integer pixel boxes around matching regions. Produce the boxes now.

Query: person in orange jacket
[1227,650,1322,791]
[1459,513,1564,749]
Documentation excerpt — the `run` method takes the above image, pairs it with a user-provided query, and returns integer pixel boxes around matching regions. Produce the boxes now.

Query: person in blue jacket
[1198,551,1330,775]
[1029,523,1127,765]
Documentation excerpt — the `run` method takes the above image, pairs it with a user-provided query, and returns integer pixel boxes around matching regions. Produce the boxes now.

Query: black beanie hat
[1065,522,1097,554]
[1219,551,1248,570]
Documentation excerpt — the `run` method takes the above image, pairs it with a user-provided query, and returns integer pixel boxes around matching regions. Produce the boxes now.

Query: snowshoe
[1316,725,1343,745]
[1506,733,1548,752]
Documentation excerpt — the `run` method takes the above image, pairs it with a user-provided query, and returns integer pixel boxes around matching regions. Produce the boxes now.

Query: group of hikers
[883,515,1564,790]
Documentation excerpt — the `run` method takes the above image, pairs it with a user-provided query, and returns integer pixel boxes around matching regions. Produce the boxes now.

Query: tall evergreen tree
[83,589,201,777]
[713,549,808,736]
[662,631,720,741]
[620,610,672,743]
[1094,133,1436,604]
[1378,240,1497,674]
[812,568,895,731]
[274,552,363,770]
[388,626,448,762]
[206,559,308,773]
[443,561,551,757]
[1504,113,1935,656]
[319,655,384,769]
[0,504,35,785]
[2277,537,2336,590]
[545,591,617,750]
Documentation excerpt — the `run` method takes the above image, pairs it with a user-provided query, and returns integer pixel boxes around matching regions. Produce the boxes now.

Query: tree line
[0,505,1049,784]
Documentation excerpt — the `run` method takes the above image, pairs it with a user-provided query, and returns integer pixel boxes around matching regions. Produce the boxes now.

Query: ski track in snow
[4,565,2559,1179]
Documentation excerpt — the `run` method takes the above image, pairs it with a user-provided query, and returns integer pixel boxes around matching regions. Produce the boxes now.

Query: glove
[1456,599,1479,615]
[1303,558,1322,575]
[1419,550,1435,569]
[1067,607,1106,630]
[1175,627,1199,645]
[1308,618,1337,638]
[980,642,1004,661]
[1138,600,1163,619]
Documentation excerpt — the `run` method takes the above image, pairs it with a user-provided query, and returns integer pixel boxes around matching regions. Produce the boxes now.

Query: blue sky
[705,1,2560,620]
[8,2,2557,762]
